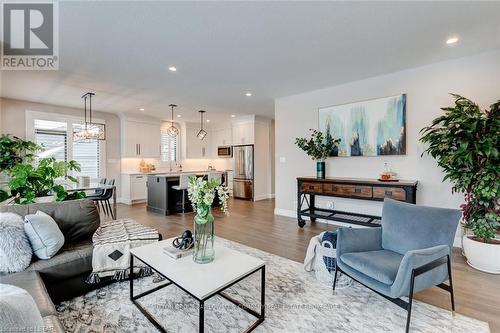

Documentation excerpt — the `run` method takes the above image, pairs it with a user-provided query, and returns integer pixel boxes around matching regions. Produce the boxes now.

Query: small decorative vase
[193,205,215,264]
[316,160,326,179]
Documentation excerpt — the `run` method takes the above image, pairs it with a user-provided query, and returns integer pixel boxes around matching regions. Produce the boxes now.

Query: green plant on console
[295,129,341,161]
[420,94,499,242]
[8,157,86,204]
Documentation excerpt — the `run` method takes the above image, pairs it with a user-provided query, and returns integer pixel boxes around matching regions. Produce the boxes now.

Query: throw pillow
[0,213,33,273]
[0,284,44,331]
[24,211,65,259]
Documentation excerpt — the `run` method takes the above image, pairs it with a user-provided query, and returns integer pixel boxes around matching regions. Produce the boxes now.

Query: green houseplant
[187,176,229,264]
[0,135,41,202]
[8,157,86,204]
[420,94,499,273]
[295,129,341,178]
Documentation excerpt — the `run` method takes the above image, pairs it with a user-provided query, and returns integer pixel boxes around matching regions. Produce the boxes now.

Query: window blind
[161,125,178,162]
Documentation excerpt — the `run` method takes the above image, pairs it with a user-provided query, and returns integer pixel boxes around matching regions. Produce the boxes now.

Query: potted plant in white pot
[295,129,341,178]
[421,94,500,274]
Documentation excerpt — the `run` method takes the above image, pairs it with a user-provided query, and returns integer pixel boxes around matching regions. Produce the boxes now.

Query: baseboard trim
[254,193,275,201]
[274,207,462,247]
[117,198,146,205]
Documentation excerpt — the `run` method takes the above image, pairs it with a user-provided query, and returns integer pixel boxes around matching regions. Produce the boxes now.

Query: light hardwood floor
[114,198,500,332]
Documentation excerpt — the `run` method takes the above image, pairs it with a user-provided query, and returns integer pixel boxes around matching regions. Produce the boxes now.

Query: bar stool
[172,173,195,213]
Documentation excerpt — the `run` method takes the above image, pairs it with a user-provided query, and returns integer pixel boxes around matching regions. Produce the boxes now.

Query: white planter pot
[462,235,500,274]
[34,195,55,203]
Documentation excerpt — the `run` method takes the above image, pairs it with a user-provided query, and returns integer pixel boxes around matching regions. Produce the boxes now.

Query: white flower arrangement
[187,176,229,222]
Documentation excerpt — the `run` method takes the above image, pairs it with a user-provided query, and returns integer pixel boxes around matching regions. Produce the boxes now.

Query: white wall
[0,97,122,196]
[275,50,500,244]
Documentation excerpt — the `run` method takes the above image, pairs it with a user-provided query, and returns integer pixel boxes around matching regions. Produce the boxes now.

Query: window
[34,120,67,162]
[72,124,101,179]
[161,122,178,162]
[28,111,105,180]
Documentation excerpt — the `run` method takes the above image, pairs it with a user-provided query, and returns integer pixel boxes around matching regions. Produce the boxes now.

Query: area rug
[56,238,490,333]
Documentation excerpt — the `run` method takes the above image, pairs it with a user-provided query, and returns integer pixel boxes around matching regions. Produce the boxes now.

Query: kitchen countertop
[122,170,231,175]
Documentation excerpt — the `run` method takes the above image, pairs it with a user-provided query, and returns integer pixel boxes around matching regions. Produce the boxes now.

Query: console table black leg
[309,194,316,223]
[199,300,205,333]
[297,192,306,228]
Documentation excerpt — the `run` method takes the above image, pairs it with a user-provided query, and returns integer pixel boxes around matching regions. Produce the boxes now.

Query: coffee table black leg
[129,255,134,300]
[199,300,205,333]
[261,265,265,320]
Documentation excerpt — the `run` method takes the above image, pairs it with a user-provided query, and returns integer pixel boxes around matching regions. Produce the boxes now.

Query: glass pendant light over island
[197,110,207,140]
[167,104,179,137]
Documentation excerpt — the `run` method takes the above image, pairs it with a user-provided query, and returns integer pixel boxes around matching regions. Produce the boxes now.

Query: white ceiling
[1,1,499,122]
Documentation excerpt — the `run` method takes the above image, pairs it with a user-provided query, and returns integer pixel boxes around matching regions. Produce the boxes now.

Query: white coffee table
[130,239,266,333]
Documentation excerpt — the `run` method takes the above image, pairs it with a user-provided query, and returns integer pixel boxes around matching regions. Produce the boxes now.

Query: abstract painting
[318,94,406,157]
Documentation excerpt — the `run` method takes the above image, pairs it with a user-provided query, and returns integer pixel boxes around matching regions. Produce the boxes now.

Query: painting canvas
[318,94,406,157]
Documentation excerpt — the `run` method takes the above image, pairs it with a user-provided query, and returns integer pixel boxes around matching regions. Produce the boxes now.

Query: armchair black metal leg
[446,255,455,312]
[332,265,339,293]
[406,270,416,333]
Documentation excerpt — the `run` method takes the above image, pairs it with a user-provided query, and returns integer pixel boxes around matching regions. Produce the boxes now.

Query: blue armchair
[334,199,461,333]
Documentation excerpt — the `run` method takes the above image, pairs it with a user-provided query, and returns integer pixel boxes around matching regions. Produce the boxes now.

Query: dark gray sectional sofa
[0,199,111,332]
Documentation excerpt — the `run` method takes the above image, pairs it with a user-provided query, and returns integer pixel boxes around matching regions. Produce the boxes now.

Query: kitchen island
[146,172,226,215]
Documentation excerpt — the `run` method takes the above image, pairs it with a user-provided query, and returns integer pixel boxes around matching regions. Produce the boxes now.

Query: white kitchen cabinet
[182,123,211,159]
[231,121,254,145]
[120,174,148,204]
[122,118,161,158]
[210,127,232,157]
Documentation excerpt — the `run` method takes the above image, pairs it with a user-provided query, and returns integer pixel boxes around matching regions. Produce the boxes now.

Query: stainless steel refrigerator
[233,145,254,200]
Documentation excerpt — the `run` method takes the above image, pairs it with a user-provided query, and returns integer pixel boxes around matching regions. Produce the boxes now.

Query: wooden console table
[297,177,418,228]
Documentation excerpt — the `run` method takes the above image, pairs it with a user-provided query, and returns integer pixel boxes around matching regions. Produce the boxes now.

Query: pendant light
[197,110,207,140]
[166,104,179,137]
[74,92,106,141]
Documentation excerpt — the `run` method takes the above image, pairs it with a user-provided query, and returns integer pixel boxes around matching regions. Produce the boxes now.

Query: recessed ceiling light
[446,37,459,45]
[139,108,145,111]
[206,119,210,123]
[168,66,177,72]
[177,114,181,118]
[231,115,236,118]
[245,92,252,97]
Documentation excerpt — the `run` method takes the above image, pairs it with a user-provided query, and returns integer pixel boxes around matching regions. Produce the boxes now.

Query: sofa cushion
[27,239,94,280]
[340,249,403,285]
[24,211,65,259]
[0,199,100,243]
[0,212,33,273]
[0,283,45,332]
[0,271,56,317]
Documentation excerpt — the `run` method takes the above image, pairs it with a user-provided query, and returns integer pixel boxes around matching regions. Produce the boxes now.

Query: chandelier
[74,92,106,141]
[197,110,207,140]
[166,104,179,137]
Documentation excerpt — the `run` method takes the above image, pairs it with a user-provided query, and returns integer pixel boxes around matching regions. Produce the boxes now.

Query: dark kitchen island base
[147,174,224,216]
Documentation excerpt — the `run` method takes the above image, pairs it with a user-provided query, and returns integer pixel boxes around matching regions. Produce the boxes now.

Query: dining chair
[91,179,115,219]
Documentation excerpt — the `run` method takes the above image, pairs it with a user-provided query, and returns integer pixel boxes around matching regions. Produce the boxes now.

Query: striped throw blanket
[86,218,159,284]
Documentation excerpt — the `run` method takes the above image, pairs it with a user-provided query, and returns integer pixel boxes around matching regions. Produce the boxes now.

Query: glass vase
[193,206,215,264]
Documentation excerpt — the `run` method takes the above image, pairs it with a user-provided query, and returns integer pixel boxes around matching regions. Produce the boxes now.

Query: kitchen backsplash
[121,158,233,174]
